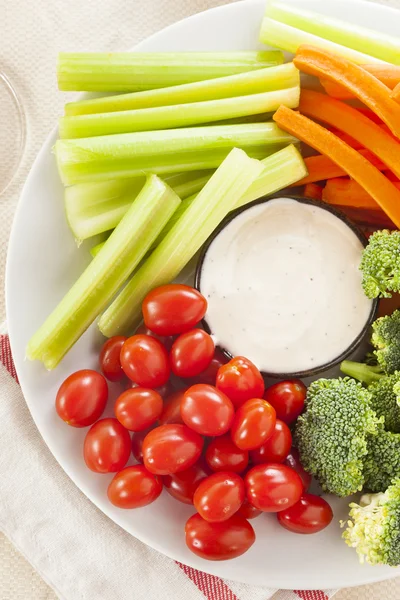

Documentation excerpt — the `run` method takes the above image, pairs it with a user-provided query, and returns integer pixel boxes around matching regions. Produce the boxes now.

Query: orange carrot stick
[329,129,363,149]
[273,106,400,229]
[303,182,323,200]
[323,178,386,210]
[299,90,400,179]
[392,82,400,103]
[293,149,387,186]
[356,108,383,125]
[294,46,400,138]
[320,65,400,100]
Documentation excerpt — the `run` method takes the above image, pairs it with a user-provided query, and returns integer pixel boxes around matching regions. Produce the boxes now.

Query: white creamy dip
[199,198,373,374]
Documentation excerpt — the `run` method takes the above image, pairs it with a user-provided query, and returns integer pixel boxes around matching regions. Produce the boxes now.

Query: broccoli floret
[341,361,400,433]
[372,310,400,374]
[294,378,381,497]
[363,428,400,492]
[360,230,400,299]
[342,479,400,566]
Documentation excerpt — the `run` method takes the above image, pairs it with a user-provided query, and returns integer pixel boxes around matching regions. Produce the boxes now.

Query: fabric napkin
[0,331,337,600]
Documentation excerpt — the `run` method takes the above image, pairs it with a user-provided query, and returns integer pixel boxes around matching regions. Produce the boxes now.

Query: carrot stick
[329,129,363,150]
[323,178,384,210]
[355,108,383,125]
[273,106,400,229]
[293,149,386,186]
[303,182,323,200]
[294,46,400,138]
[299,90,400,179]
[391,82,400,103]
[320,65,400,100]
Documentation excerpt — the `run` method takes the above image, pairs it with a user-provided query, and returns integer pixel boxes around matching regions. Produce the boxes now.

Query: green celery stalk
[150,144,306,248]
[98,148,265,337]
[26,175,181,369]
[55,123,297,185]
[90,237,109,258]
[59,87,300,138]
[266,0,399,65]
[259,18,386,64]
[57,51,284,92]
[66,170,214,241]
[65,63,299,116]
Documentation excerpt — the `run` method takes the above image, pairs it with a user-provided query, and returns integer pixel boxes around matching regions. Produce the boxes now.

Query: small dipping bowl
[195,196,378,381]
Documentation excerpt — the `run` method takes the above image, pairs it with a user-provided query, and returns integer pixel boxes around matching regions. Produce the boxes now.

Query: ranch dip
[198,197,373,374]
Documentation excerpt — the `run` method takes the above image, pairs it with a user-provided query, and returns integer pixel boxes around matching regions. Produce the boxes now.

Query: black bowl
[194,194,378,380]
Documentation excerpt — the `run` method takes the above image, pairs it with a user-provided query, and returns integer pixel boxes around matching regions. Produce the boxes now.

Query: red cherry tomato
[142,424,204,475]
[135,323,174,351]
[185,513,255,561]
[250,420,292,464]
[83,418,131,473]
[181,384,234,436]
[163,460,209,504]
[142,284,207,336]
[99,336,126,382]
[194,472,245,522]
[185,348,227,386]
[159,389,187,425]
[245,463,303,512]
[264,380,307,425]
[170,329,215,378]
[205,435,248,474]
[230,398,276,451]
[115,388,163,432]
[130,379,175,399]
[56,370,108,428]
[238,498,262,520]
[285,449,312,493]
[107,465,163,509]
[277,494,333,534]
[131,424,157,463]
[120,335,170,388]
[216,356,264,408]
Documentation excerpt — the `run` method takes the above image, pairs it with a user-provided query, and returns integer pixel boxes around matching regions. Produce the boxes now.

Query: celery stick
[66,170,213,241]
[266,1,400,65]
[55,123,297,185]
[260,18,386,65]
[65,63,299,116]
[57,51,284,92]
[26,175,181,369]
[151,144,306,248]
[98,148,265,337]
[59,87,300,139]
[90,238,108,258]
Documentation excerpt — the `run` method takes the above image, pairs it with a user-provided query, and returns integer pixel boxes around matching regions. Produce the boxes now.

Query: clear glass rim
[0,71,26,196]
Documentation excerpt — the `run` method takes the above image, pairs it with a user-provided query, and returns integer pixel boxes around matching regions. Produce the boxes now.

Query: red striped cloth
[0,333,334,600]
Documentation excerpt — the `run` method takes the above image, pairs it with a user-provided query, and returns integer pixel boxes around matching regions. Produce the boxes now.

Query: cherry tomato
[277,494,333,534]
[142,284,207,336]
[99,336,126,382]
[83,418,131,473]
[250,420,292,464]
[131,425,157,463]
[216,356,264,408]
[186,349,227,386]
[185,513,255,561]
[159,389,187,425]
[170,329,215,379]
[230,398,276,451]
[205,435,248,474]
[142,424,204,475]
[194,472,245,522]
[135,323,174,351]
[130,379,175,399]
[181,384,234,436]
[264,380,306,425]
[120,335,170,388]
[107,465,162,509]
[115,388,163,432]
[56,369,108,428]
[163,460,209,504]
[245,463,303,512]
[285,449,312,493]
[238,498,262,520]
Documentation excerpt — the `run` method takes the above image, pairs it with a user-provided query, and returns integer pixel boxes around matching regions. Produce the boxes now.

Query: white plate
[6,0,400,589]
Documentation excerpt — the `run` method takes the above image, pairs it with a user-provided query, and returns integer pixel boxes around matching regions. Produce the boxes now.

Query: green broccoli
[294,378,381,497]
[360,229,400,299]
[371,310,400,374]
[342,479,400,566]
[363,427,400,492]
